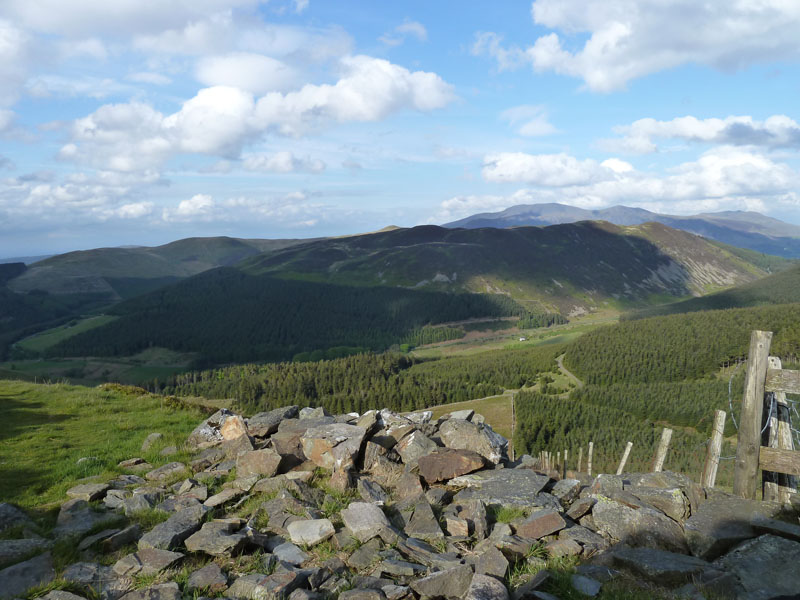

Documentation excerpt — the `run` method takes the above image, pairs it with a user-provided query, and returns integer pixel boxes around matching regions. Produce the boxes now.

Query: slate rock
[393,471,424,500]
[515,510,566,540]
[220,414,249,440]
[0,503,36,534]
[138,504,208,550]
[300,423,367,471]
[626,486,691,523]
[40,592,86,600]
[67,483,110,502]
[112,548,184,577]
[475,545,509,579]
[187,562,228,593]
[204,487,244,508]
[145,462,188,482]
[237,448,282,479]
[339,590,385,600]
[394,430,438,466]
[410,564,474,598]
[78,528,121,551]
[549,479,581,507]
[612,546,721,586]
[287,519,335,546]
[341,502,391,542]
[358,478,388,505]
[0,552,55,600]
[545,538,582,557]
[247,406,299,438]
[228,571,308,600]
[0,538,52,566]
[463,573,510,600]
[376,559,426,578]
[187,409,234,448]
[570,575,601,597]
[53,499,113,537]
[141,433,163,452]
[417,448,486,483]
[439,419,508,464]
[684,496,782,560]
[402,498,444,541]
[565,497,595,520]
[750,514,800,541]
[119,583,181,600]
[274,542,310,565]
[184,521,248,556]
[592,495,688,553]
[714,534,800,600]
[559,525,608,555]
[450,470,550,507]
[102,524,142,553]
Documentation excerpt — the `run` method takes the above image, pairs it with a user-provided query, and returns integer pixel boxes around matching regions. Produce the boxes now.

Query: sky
[2,0,800,257]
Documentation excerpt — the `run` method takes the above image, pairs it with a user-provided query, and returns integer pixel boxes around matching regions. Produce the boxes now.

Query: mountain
[444,203,800,258]
[7,236,319,300]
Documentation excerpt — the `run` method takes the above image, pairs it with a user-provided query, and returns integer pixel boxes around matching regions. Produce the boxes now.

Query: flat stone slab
[236,448,282,479]
[145,462,188,482]
[410,564,474,598]
[113,548,184,577]
[463,573,509,600]
[450,469,550,507]
[341,502,391,542]
[515,510,566,540]
[185,521,248,556]
[0,552,55,599]
[138,504,208,550]
[227,572,306,600]
[66,483,110,502]
[592,495,688,553]
[418,448,486,483]
[187,562,228,593]
[301,423,368,471]
[0,503,36,534]
[119,582,181,600]
[714,534,800,600]
[0,538,52,566]
[287,519,335,546]
[612,546,720,586]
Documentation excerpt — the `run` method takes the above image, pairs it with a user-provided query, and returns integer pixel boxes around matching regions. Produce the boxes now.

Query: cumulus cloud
[163,193,216,221]
[196,53,300,94]
[0,19,32,106]
[127,72,172,85]
[473,0,800,91]
[60,56,455,171]
[604,115,800,154]
[380,19,427,46]
[294,0,309,14]
[461,147,800,220]
[500,105,557,137]
[242,151,325,173]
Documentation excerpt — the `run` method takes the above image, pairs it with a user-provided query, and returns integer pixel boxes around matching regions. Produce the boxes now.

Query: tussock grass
[0,380,205,508]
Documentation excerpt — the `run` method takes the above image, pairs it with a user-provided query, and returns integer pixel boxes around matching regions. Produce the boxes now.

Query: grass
[488,505,528,524]
[426,393,515,440]
[0,379,206,508]
[15,315,118,353]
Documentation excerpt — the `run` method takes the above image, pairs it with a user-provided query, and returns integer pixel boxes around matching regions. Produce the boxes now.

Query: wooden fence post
[587,442,594,476]
[702,410,726,488]
[578,446,583,473]
[764,357,796,502]
[557,451,561,475]
[734,330,772,499]
[563,449,568,479]
[653,428,673,472]
[616,441,633,475]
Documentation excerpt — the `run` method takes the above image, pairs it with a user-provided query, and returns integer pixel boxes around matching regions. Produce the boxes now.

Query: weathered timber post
[702,410,726,488]
[563,449,568,479]
[764,356,796,502]
[587,442,594,476]
[653,428,673,472]
[578,446,583,473]
[734,330,772,499]
[616,441,633,475]
[557,451,561,475]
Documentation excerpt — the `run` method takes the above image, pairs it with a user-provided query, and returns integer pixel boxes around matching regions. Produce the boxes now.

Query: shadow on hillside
[0,396,71,442]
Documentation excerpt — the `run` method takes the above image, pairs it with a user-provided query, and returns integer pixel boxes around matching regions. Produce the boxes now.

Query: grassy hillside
[630,263,800,319]
[0,380,207,507]
[241,222,767,315]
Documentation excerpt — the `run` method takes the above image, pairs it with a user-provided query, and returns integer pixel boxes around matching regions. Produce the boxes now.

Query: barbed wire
[728,361,742,431]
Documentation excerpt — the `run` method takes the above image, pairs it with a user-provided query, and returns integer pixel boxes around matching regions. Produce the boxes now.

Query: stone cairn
[3,406,800,600]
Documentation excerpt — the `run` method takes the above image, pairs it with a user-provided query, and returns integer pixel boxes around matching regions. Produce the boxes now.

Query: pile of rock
[2,405,800,600]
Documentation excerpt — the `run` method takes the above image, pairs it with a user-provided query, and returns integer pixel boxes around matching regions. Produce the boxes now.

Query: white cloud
[115,201,154,219]
[25,75,131,99]
[163,193,216,221]
[294,0,309,14]
[604,115,800,154]
[196,53,300,94]
[127,71,172,85]
[380,19,427,46]
[58,38,107,60]
[482,152,612,186]
[500,105,557,137]
[0,109,15,132]
[473,0,800,92]
[61,56,455,171]
[469,147,800,218]
[0,19,32,106]
[242,151,325,173]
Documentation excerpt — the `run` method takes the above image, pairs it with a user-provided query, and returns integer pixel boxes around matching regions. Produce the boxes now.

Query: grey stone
[0,552,55,599]
[247,406,299,438]
[159,446,177,457]
[714,534,800,599]
[204,487,244,508]
[515,510,566,540]
[341,502,391,542]
[0,538,52,566]
[300,406,329,419]
[41,591,86,600]
[565,497,595,520]
[393,471,423,499]
[549,479,581,507]
[410,564,473,597]
[185,521,248,556]
[227,572,306,600]
[339,590,385,600]
[186,562,228,593]
[138,504,209,550]
[66,483,110,502]
[187,409,233,449]
[570,574,601,597]
[347,539,383,570]
[102,524,142,553]
[450,470,550,506]
[475,545,508,579]
[301,423,368,471]
[119,583,181,600]
[145,462,187,482]
[53,499,114,537]
[402,498,444,541]
[439,419,508,464]
[559,525,608,555]
[684,496,782,560]
[545,538,582,557]
[445,409,474,421]
[0,503,36,534]
[750,514,800,541]
[394,430,438,466]
[358,478,388,505]
[463,573,509,600]
[376,559,426,578]
[237,448,282,479]
[141,432,164,452]
[592,495,688,553]
[77,528,121,551]
[626,486,691,522]
[612,546,720,586]
[396,537,462,570]
[112,548,183,577]
[287,519,335,546]
[273,542,309,565]
[417,448,486,483]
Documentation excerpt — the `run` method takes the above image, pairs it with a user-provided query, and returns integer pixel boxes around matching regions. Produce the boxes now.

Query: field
[425,392,515,440]
[0,379,207,508]
[14,315,117,353]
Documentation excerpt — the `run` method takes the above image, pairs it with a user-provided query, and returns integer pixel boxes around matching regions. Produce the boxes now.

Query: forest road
[557,354,584,389]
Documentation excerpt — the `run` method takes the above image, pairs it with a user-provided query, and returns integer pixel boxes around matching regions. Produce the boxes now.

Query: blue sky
[2,0,800,256]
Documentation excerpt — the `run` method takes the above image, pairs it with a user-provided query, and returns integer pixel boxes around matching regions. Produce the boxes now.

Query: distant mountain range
[444,203,800,258]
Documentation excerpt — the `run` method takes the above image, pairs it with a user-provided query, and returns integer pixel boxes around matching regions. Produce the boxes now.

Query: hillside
[445,203,800,258]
